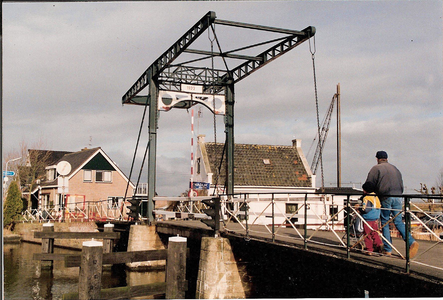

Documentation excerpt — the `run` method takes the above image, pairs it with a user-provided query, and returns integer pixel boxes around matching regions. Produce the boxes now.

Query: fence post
[166,236,187,299]
[41,222,54,269]
[79,240,103,300]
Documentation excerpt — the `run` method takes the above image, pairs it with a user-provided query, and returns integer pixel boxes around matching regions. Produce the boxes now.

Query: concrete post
[41,222,54,269]
[126,224,166,270]
[79,240,103,300]
[166,236,187,299]
[196,237,247,299]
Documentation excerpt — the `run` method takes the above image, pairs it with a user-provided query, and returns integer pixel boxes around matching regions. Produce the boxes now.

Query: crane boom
[310,94,336,174]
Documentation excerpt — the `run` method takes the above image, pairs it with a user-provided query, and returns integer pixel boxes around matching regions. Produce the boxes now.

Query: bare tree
[3,138,52,209]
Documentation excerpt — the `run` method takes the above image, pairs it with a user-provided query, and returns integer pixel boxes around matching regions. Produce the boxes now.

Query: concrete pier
[126,224,166,270]
[196,237,248,299]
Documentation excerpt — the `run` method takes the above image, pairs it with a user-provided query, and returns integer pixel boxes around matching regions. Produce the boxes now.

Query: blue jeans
[380,197,415,252]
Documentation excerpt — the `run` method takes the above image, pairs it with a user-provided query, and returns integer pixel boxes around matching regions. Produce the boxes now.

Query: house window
[196,157,201,174]
[96,170,112,183]
[330,205,339,221]
[84,170,92,182]
[46,168,57,181]
[42,194,50,209]
[286,203,299,223]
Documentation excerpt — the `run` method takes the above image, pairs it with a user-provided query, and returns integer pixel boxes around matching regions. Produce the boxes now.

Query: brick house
[26,147,135,219]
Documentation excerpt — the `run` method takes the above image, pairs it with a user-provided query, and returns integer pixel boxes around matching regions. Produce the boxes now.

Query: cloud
[3,1,442,197]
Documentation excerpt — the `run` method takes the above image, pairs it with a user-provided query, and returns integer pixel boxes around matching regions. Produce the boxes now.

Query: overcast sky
[3,1,442,196]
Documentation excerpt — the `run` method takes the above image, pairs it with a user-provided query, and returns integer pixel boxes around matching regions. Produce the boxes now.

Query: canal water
[4,242,165,299]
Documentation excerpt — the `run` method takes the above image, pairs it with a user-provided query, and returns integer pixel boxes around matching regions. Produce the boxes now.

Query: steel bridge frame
[122,11,315,223]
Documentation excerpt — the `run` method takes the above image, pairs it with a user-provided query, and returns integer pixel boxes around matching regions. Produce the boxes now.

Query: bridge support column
[126,224,166,270]
[196,237,247,299]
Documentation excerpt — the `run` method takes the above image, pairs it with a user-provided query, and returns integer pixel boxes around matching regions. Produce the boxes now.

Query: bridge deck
[156,220,443,284]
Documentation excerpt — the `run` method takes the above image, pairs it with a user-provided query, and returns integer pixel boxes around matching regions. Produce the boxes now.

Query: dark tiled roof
[28,149,72,166]
[205,142,312,187]
[32,148,101,186]
[60,147,101,175]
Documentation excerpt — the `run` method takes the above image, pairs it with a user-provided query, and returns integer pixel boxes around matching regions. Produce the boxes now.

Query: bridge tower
[122,11,315,225]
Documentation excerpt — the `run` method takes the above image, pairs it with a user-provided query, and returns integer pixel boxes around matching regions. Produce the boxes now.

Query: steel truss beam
[122,11,217,104]
[122,11,315,104]
[227,26,315,85]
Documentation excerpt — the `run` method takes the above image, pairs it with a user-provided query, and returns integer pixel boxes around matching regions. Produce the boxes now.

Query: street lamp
[3,157,21,201]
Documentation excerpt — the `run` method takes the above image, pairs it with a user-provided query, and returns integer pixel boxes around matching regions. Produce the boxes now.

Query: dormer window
[46,168,57,181]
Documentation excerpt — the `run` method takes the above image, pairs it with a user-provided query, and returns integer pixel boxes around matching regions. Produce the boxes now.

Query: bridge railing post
[304,193,308,250]
[271,194,275,242]
[404,196,411,273]
[244,194,250,240]
[346,194,351,259]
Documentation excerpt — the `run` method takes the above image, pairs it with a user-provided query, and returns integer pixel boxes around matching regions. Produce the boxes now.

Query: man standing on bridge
[364,150,419,258]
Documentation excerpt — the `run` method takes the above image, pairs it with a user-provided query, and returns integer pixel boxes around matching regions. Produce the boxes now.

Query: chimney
[292,139,301,148]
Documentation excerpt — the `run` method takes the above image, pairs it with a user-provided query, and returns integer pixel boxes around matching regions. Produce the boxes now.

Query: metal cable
[124,102,149,200]
[309,34,325,191]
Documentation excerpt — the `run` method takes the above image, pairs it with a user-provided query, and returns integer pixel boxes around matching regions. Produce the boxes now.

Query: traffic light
[200,197,221,235]
[127,197,141,221]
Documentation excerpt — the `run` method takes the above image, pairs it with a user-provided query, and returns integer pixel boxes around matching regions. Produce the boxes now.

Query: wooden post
[103,223,114,254]
[166,236,187,299]
[79,240,103,300]
[41,222,54,269]
[103,223,114,271]
[336,83,341,187]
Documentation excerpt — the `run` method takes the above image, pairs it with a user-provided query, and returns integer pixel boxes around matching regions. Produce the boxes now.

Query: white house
[192,135,361,229]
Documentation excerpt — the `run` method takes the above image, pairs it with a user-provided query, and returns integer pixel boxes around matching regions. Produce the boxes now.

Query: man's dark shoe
[375,245,384,253]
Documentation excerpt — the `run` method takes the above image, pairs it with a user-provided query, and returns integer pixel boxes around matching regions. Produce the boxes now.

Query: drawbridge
[121,11,316,223]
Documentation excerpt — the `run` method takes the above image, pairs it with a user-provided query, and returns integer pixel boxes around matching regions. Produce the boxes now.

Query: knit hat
[376,151,388,159]
[362,182,376,193]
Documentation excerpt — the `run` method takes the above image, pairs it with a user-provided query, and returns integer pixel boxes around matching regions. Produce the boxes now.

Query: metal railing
[20,192,443,274]
[21,199,131,222]
[218,192,443,274]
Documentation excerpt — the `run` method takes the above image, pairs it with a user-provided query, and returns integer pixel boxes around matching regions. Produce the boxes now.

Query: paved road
[157,220,443,284]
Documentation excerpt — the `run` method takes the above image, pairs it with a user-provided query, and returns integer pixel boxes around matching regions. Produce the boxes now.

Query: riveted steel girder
[226,26,315,85]
[122,11,216,104]
[122,11,315,104]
